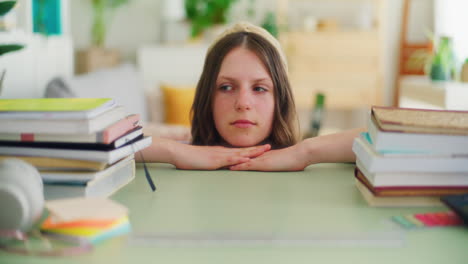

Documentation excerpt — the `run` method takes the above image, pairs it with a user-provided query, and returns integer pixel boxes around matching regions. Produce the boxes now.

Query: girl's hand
[229,143,308,171]
[172,144,271,170]
[229,128,364,171]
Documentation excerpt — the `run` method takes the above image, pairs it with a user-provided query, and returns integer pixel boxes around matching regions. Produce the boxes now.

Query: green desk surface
[1,163,467,263]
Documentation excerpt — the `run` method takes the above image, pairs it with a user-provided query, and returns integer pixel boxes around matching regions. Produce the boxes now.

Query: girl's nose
[235,88,252,111]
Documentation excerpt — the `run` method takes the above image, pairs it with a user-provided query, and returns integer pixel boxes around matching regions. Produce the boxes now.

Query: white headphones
[0,159,44,232]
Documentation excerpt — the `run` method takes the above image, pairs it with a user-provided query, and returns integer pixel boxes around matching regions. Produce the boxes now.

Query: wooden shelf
[281,30,383,109]
[399,76,468,110]
[277,0,385,110]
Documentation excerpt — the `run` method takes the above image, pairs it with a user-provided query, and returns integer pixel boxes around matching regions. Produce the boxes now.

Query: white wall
[0,0,74,98]
[69,0,434,106]
[434,0,468,64]
[70,0,272,61]
[70,0,163,61]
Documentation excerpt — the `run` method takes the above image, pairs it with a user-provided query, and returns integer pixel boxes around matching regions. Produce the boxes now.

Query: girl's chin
[224,137,264,148]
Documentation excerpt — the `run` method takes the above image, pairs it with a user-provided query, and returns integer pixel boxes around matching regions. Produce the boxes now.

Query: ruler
[128,231,406,248]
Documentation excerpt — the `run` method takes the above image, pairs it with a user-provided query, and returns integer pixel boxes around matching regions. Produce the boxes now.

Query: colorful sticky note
[393,211,463,229]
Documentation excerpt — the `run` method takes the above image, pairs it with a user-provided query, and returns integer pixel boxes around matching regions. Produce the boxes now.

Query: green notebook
[0,98,115,119]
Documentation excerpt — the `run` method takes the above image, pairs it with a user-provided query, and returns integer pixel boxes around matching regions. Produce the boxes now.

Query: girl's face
[213,47,275,147]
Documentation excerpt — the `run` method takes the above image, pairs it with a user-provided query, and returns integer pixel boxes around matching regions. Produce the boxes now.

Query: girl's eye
[254,86,267,92]
[219,85,233,91]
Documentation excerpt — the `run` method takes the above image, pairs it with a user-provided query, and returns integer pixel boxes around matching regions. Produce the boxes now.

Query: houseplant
[429,36,456,81]
[76,0,129,74]
[0,0,24,95]
[184,0,237,38]
[91,0,129,47]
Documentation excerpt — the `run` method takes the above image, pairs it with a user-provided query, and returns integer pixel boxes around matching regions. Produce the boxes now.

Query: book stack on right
[353,106,468,207]
[0,98,152,200]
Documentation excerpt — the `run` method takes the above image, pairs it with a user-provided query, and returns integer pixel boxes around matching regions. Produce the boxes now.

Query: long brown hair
[191,30,300,148]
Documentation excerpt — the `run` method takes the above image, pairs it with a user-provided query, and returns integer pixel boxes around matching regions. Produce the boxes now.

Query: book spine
[100,114,140,144]
[43,160,135,200]
[87,160,135,198]
[353,137,468,173]
[0,106,126,134]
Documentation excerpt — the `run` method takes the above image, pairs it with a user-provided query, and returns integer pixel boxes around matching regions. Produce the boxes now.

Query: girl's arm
[302,127,365,165]
[230,128,365,171]
[136,136,271,170]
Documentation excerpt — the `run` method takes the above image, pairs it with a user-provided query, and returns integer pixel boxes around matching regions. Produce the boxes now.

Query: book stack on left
[0,98,152,200]
[352,106,468,207]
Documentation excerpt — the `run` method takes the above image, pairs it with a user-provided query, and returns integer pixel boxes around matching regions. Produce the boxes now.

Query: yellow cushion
[161,84,196,126]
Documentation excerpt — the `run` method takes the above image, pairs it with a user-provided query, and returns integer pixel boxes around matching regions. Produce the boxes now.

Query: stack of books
[353,106,468,207]
[41,198,131,245]
[0,98,152,200]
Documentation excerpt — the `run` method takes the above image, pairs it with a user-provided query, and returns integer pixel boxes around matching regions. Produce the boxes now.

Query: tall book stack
[0,98,152,200]
[353,106,468,207]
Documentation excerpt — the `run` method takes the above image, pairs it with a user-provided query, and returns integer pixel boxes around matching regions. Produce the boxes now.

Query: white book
[356,159,468,187]
[352,135,468,173]
[41,155,135,183]
[0,114,140,144]
[368,116,468,155]
[44,159,136,200]
[0,136,152,163]
[0,106,127,134]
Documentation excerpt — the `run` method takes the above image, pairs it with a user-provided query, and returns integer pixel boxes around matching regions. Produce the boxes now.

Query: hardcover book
[0,106,127,134]
[371,106,468,135]
[367,116,468,155]
[356,159,468,187]
[354,166,468,196]
[0,126,143,149]
[355,179,442,207]
[0,156,107,171]
[0,114,140,144]
[352,134,468,173]
[41,156,134,183]
[0,136,152,163]
[44,159,136,200]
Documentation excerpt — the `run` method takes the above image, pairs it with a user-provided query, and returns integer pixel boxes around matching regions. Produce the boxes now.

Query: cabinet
[399,76,468,110]
[276,0,385,110]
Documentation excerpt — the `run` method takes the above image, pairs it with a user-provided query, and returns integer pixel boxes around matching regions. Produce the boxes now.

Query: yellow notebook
[0,98,115,119]
[0,156,107,171]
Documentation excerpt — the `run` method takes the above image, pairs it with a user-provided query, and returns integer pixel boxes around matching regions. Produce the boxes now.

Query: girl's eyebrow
[217,75,272,83]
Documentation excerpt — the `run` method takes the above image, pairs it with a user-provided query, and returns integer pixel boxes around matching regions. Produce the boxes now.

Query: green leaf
[0,0,16,17]
[107,0,129,9]
[185,0,237,37]
[0,44,24,56]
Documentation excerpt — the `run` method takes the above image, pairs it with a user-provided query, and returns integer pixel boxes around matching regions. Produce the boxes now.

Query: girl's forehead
[218,47,272,79]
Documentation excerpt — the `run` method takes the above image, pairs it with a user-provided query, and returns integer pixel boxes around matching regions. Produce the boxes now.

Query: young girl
[139,22,363,171]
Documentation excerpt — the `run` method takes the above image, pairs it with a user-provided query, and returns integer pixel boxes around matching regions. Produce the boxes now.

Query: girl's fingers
[211,144,270,154]
[226,156,250,165]
[237,144,271,158]
[230,161,256,171]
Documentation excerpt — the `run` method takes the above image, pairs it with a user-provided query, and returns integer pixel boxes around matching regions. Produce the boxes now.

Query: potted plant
[429,36,456,81]
[184,0,237,39]
[76,0,129,74]
[0,0,24,95]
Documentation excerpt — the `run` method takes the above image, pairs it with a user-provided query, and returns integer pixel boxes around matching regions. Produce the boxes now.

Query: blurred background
[0,0,467,139]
